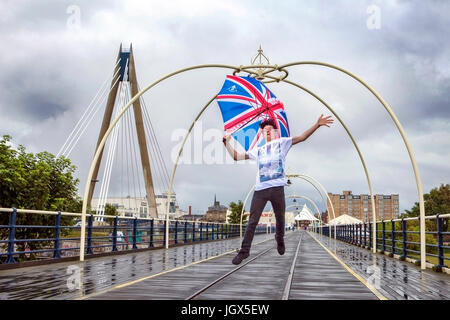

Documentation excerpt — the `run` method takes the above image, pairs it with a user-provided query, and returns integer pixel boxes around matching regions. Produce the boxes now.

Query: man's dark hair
[259,118,277,129]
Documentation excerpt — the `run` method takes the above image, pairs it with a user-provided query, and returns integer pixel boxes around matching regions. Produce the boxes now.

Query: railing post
[435,214,445,272]
[382,220,386,253]
[369,222,373,250]
[401,218,407,260]
[352,224,355,244]
[364,223,367,247]
[132,218,138,249]
[163,220,167,246]
[6,208,17,264]
[112,216,118,252]
[221,224,224,239]
[359,223,362,246]
[174,221,178,245]
[390,219,395,257]
[86,214,94,255]
[184,221,188,243]
[192,222,196,242]
[199,222,203,241]
[53,211,62,259]
[148,219,155,248]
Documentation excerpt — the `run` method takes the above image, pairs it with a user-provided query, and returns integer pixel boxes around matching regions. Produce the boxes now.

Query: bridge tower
[87,44,158,218]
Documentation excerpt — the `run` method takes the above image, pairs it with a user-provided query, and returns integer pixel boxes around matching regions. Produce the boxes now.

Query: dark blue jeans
[240,186,285,254]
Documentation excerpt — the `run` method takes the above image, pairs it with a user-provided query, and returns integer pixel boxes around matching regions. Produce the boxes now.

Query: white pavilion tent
[327,214,362,225]
[294,204,319,221]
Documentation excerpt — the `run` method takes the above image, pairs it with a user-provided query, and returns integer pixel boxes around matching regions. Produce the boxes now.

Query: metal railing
[314,213,450,272]
[0,208,280,264]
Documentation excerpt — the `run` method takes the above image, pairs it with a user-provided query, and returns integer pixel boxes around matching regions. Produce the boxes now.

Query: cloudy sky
[1,0,449,216]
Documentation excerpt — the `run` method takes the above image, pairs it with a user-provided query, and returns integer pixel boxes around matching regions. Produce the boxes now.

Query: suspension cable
[58,61,121,157]
[64,73,121,158]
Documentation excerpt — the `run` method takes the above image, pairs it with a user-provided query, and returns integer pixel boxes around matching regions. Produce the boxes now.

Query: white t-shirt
[246,137,293,191]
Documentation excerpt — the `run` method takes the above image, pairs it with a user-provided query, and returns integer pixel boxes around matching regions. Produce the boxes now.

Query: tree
[104,203,118,216]
[0,135,81,261]
[404,184,449,232]
[227,200,248,224]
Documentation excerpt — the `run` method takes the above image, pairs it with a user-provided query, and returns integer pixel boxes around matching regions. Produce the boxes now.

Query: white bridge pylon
[58,44,171,221]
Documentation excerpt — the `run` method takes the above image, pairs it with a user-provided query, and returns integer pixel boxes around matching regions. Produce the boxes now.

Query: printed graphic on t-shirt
[258,142,284,182]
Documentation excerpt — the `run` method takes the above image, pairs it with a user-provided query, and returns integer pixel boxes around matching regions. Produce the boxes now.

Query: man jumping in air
[223,114,334,265]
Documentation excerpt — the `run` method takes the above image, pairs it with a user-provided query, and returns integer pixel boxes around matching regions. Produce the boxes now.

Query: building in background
[327,190,399,221]
[204,195,228,223]
[251,211,295,227]
[91,192,186,220]
[178,205,205,221]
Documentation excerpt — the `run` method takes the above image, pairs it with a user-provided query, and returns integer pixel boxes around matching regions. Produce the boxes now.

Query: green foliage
[404,184,449,217]
[101,203,118,225]
[376,184,450,261]
[0,135,81,261]
[404,183,449,232]
[227,200,248,225]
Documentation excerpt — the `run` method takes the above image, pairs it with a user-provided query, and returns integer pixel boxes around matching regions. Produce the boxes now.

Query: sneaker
[277,241,285,255]
[232,251,249,265]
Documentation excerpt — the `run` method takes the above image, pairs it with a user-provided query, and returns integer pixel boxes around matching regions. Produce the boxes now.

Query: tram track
[186,231,304,300]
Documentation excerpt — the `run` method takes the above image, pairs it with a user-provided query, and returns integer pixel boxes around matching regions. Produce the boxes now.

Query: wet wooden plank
[313,233,450,300]
[0,233,273,300]
[288,233,378,300]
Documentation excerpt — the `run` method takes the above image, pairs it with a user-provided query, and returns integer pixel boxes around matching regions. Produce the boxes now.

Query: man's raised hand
[222,134,232,145]
[317,114,334,128]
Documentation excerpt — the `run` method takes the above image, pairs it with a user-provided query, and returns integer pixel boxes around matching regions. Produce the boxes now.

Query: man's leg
[239,189,268,254]
[269,186,286,253]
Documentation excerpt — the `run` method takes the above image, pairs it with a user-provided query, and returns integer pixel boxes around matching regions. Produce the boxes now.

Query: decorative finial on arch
[250,46,271,80]
[251,45,270,66]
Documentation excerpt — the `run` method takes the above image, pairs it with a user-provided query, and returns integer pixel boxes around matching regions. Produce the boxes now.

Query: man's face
[262,125,278,141]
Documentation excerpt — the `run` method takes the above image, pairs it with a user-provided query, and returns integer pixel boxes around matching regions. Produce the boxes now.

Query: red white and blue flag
[216,75,290,151]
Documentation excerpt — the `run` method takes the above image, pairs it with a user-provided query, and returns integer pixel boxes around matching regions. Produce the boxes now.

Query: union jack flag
[216,75,290,151]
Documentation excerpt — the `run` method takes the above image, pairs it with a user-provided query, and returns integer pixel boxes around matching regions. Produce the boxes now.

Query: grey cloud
[0,0,449,215]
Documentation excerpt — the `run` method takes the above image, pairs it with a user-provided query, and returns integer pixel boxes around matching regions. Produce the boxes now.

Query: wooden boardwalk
[314,233,450,300]
[85,231,380,300]
[0,233,273,300]
[0,230,448,300]
[288,233,378,300]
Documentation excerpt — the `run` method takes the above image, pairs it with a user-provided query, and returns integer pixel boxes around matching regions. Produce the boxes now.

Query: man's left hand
[317,114,334,127]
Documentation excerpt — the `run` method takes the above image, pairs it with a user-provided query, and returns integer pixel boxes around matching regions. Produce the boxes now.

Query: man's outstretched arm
[292,114,334,145]
[222,135,249,161]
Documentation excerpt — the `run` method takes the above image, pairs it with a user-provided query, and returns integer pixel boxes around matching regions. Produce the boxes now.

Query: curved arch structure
[286,173,336,240]
[80,59,424,269]
[276,61,425,268]
[286,195,322,233]
[286,195,321,219]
